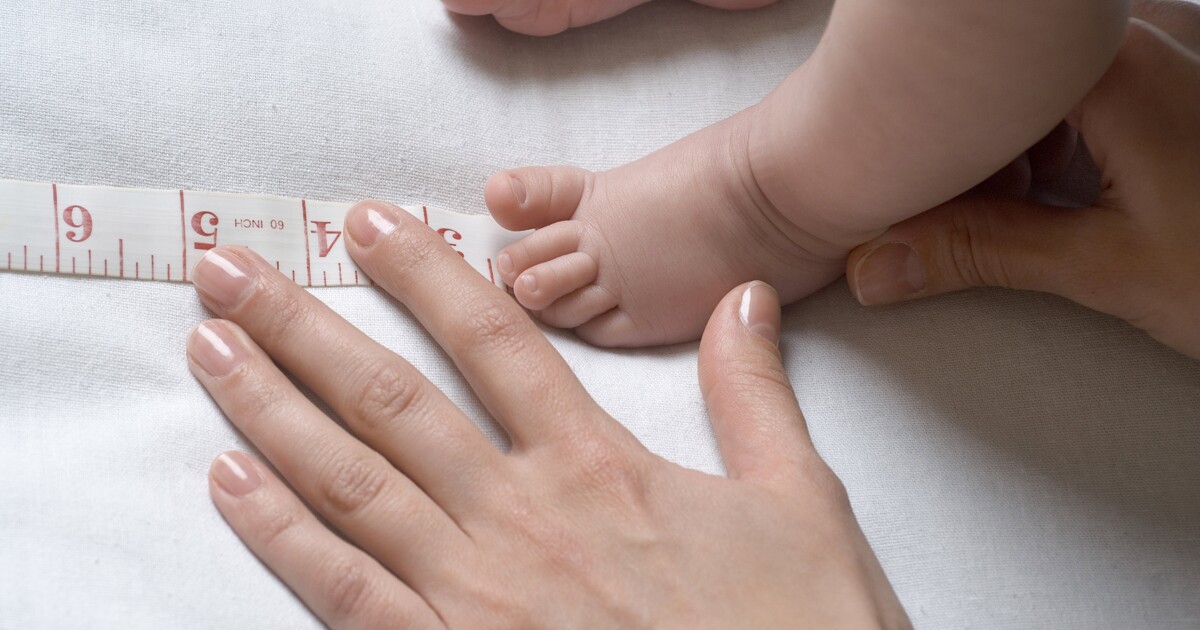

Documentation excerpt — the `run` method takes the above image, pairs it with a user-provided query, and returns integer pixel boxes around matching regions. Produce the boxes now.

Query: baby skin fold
[459,0,1130,346]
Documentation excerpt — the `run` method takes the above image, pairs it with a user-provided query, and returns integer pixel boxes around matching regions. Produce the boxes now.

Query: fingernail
[519,272,537,294]
[193,249,256,309]
[346,201,399,248]
[189,321,246,377]
[854,242,926,305]
[498,252,514,276]
[509,177,527,206]
[739,281,780,345]
[212,452,262,496]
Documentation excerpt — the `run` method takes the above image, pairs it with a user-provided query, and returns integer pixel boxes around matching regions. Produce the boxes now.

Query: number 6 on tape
[0,179,525,287]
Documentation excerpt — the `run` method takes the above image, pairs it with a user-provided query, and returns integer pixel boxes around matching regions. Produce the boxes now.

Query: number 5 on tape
[0,180,524,287]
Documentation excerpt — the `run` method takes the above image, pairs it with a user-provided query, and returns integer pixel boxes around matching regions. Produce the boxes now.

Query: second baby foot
[486,108,857,348]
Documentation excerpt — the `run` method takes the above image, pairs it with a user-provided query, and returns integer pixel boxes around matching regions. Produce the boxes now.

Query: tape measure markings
[0,179,524,288]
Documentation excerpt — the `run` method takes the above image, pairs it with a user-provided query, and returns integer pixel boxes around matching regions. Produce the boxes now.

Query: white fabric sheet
[2,1,1198,628]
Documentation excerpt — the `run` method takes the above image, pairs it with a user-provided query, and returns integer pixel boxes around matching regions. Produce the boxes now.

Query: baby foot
[487,108,870,347]
[443,0,778,36]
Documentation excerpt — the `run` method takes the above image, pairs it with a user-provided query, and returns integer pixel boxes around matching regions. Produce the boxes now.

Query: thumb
[698,282,838,496]
[847,196,1133,312]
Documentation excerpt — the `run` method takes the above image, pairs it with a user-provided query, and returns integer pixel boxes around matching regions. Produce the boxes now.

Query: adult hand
[847,8,1200,359]
[186,200,910,627]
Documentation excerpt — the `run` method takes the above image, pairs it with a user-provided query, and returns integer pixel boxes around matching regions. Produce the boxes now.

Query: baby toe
[539,284,620,329]
[576,304,705,347]
[573,309,646,348]
[514,251,597,311]
[496,221,581,286]
[485,165,593,231]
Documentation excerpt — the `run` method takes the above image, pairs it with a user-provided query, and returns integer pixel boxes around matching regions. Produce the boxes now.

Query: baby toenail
[509,177,527,206]
[498,253,514,276]
[519,273,538,294]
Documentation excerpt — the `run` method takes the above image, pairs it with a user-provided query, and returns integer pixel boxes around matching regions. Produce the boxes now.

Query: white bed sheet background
[2,1,1198,627]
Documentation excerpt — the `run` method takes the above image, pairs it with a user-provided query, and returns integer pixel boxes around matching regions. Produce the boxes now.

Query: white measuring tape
[0,179,523,288]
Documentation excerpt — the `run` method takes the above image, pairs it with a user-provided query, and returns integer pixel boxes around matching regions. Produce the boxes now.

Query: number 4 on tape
[0,180,524,288]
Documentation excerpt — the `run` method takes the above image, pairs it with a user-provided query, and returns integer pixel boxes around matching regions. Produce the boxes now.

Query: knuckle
[455,296,530,356]
[248,494,305,550]
[804,460,852,508]
[720,355,793,396]
[321,556,375,622]
[247,284,315,349]
[381,222,445,291]
[318,452,390,517]
[562,436,649,507]
[220,371,291,431]
[347,360,424,431]
[944,210,1012,288]
[945,211,985,286]
[779,455,852,509]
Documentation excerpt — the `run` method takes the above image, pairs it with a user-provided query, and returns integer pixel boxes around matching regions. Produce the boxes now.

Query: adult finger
[846,197,1136,315]
[850,20,1199,314]
[342,200,605,451]
[191,246,503,508]
[697,282,836,495]
[187,320,469,583]
[208,451,443,630]
[1131,0,1200,53]
[1069,19,1200,190]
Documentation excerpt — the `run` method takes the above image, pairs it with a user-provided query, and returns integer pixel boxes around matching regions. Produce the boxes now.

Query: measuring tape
[0,179,523,288]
